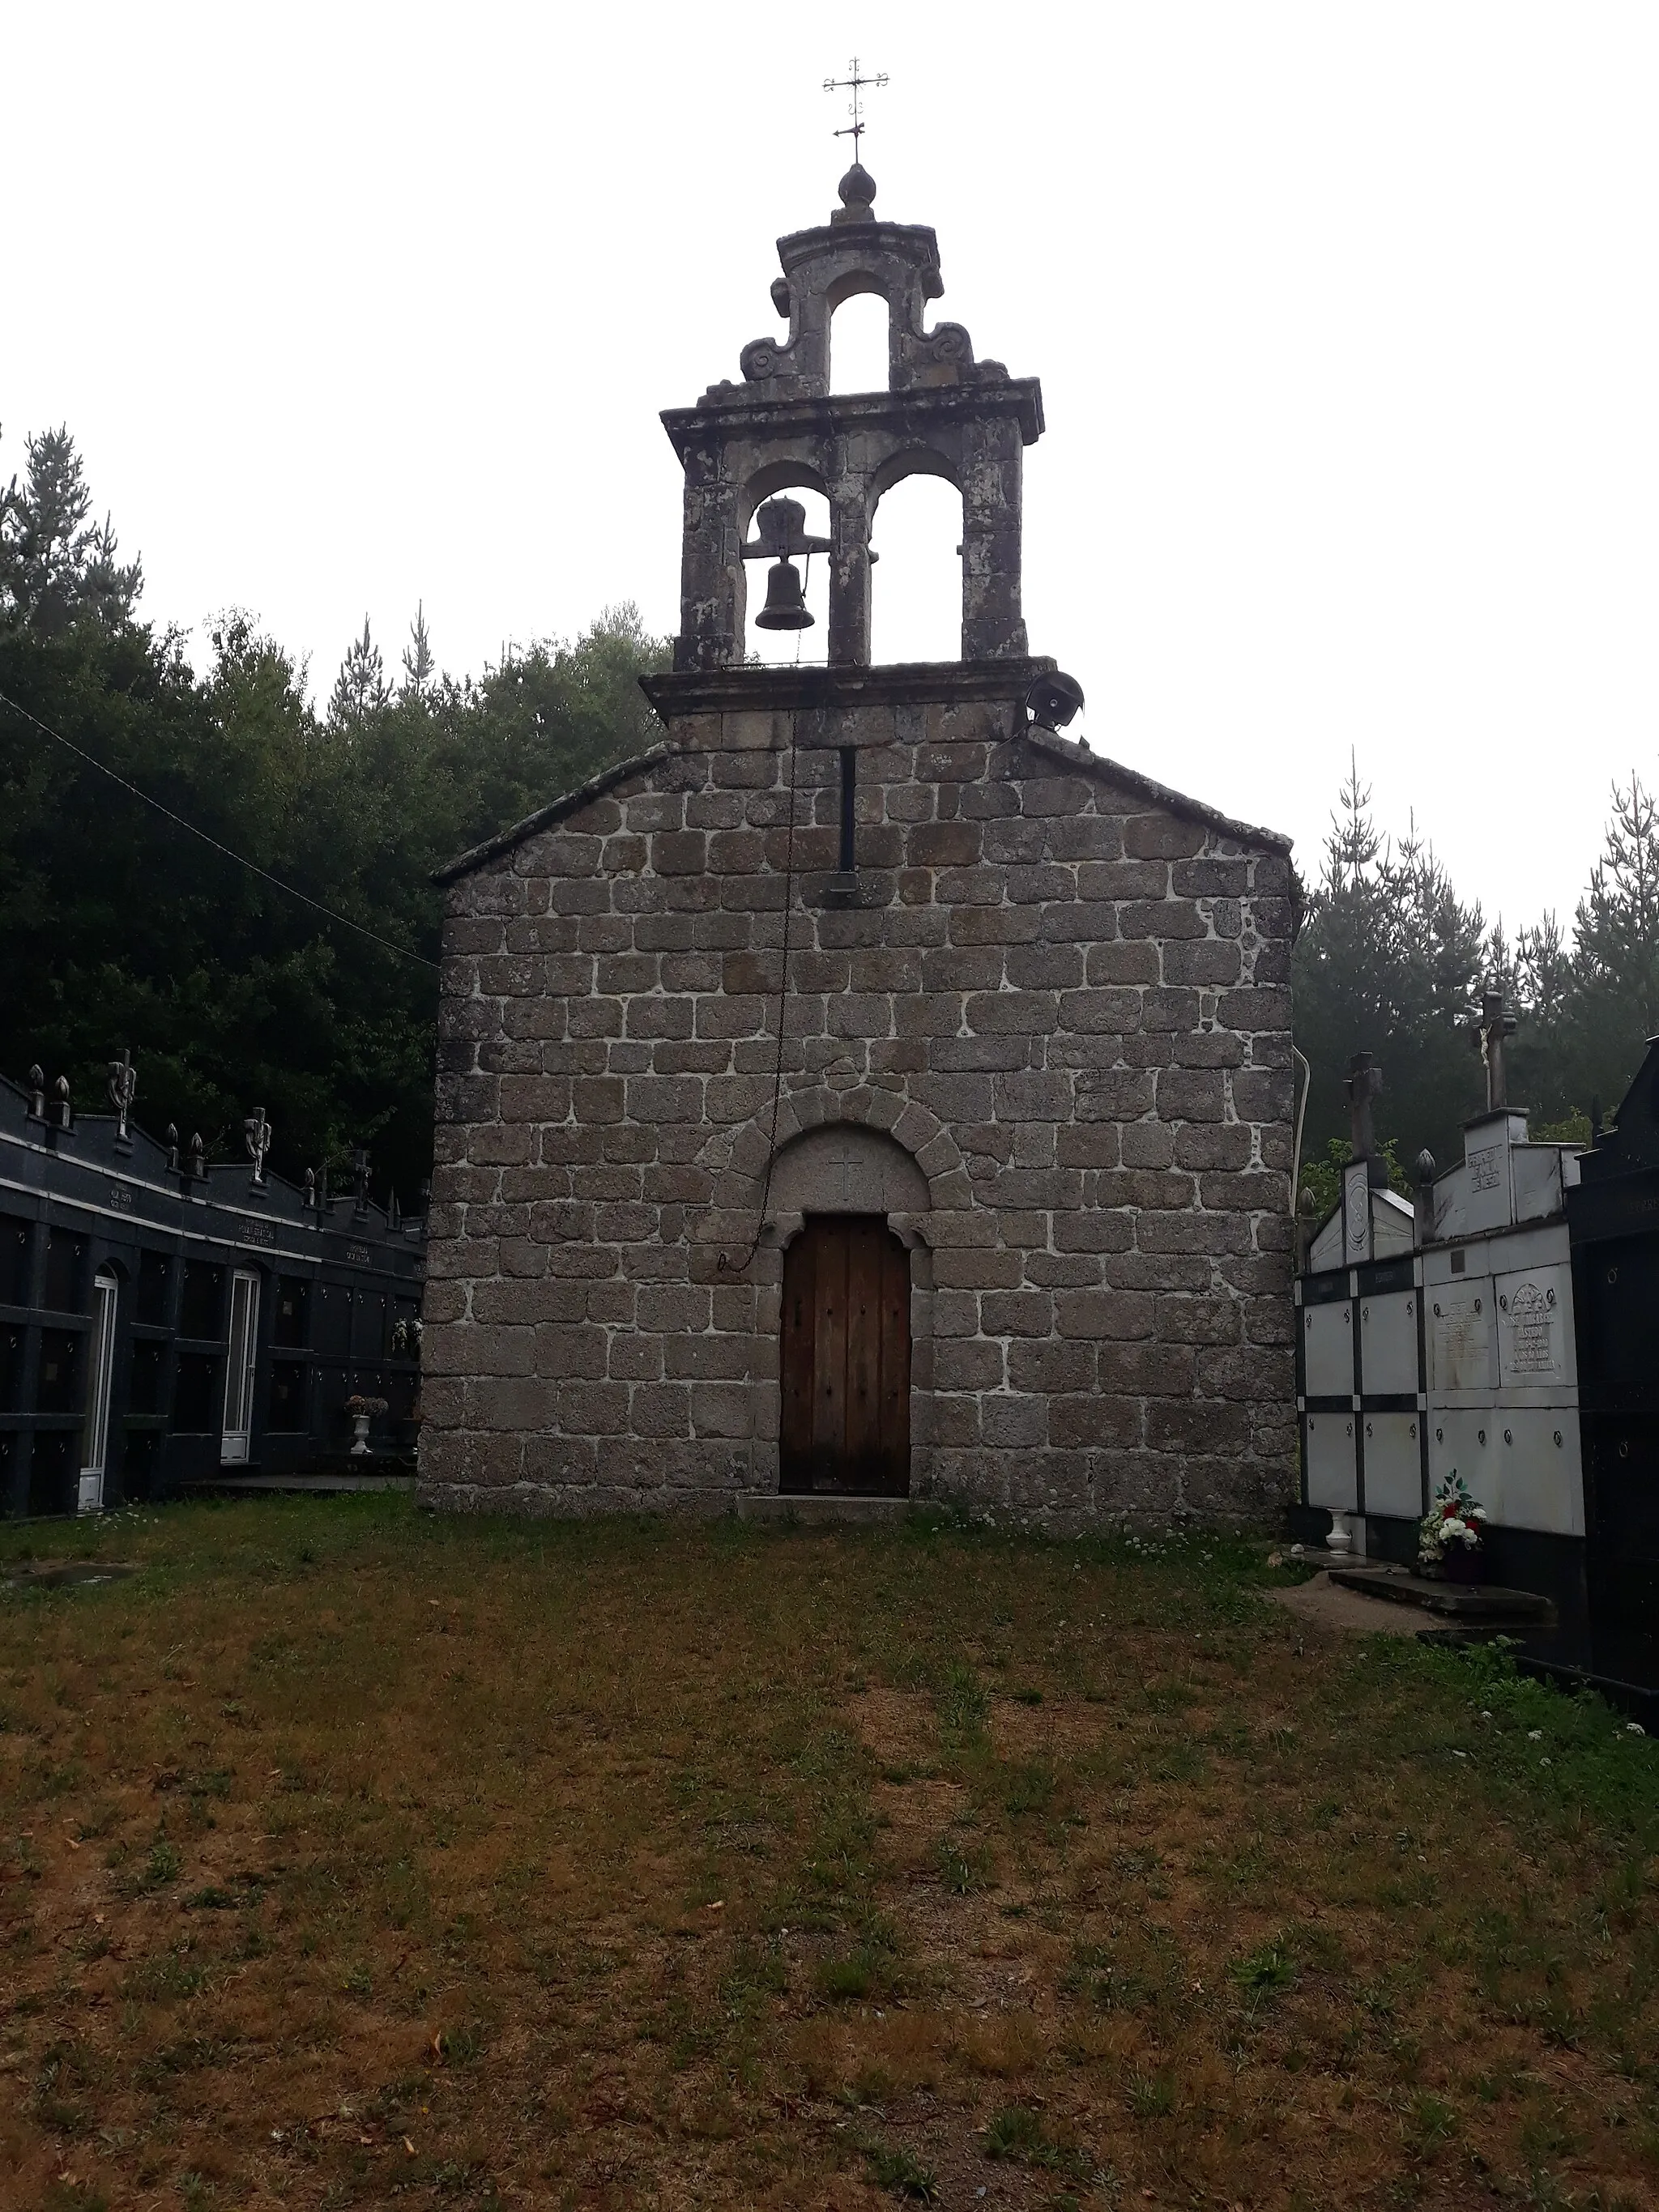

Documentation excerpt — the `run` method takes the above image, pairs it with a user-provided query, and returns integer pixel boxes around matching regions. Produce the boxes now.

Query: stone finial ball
[838,163,877,210]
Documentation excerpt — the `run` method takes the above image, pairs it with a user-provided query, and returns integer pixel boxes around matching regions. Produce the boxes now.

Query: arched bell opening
[740,479,833,667]
[869,462,964,665]
[827,283,891,395]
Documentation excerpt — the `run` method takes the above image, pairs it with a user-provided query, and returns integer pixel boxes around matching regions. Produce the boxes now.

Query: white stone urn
[1324,1511,1354,1558]
[349,1413,371,1456]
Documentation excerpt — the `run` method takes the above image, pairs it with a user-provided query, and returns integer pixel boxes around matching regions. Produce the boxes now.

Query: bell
[754,557,813,630]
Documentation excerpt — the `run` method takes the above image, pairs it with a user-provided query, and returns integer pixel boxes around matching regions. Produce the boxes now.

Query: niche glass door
[78,1270,119,1512]
[221,1269,260,1465]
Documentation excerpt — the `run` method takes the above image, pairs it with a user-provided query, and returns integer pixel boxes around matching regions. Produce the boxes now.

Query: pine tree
[400,602,435,696]
[1292,761,1487,1170]
[1559,778,1659,1121]
[328,616,390,724]
[0,425,142,634]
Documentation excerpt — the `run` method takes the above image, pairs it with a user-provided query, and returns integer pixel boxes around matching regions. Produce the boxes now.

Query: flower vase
[350,1413,371,1458]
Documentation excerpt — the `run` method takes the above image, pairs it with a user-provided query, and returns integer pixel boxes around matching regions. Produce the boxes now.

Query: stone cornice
[641,658,1055,718]
[661,376,1045,456]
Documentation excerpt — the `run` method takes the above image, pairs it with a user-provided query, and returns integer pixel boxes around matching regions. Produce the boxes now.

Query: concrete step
[736,1493,913,1526]
[1329,1564,1555,1623]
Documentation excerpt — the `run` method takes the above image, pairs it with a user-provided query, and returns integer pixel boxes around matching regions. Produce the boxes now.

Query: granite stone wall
[420,697,1296,1531]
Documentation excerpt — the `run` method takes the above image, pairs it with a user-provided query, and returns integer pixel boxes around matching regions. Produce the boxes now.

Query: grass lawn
[2,1501,1658,2211]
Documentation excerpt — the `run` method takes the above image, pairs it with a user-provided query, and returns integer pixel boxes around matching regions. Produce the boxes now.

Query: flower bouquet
[1418,1472,1488,1581]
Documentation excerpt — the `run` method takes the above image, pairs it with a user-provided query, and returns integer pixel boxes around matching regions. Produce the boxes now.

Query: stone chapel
[420,164,1298,1530]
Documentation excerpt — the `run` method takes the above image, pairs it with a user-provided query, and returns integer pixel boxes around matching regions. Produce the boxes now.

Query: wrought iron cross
[1344,1051,1383,1161]
[824,57,888,162]
[1468,986,1517,1112]
[244,1106,273,1183]
[107,1049,137,1141]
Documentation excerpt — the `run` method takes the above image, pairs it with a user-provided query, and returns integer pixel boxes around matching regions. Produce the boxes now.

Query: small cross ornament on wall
[823,57,888,163]
[1467,986,1517,1113]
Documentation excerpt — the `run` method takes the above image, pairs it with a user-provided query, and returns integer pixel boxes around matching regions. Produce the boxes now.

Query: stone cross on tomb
[823,57,888,162]
[1344,1051,1384,1166]
[1468,986,1517,1112]
[106,1049,137,1143]
[244,1106,273,1185]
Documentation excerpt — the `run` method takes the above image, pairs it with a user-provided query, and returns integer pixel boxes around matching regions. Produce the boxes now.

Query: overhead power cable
[0,684,441,973]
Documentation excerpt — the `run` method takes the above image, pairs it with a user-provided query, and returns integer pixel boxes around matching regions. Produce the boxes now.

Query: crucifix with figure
[1468,986,1517,1112]
[823,57,888,163]
[244,1106,273,1186]
[107,1048,137,1144]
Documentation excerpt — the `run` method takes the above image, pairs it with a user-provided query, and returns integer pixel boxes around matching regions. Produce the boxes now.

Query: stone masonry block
[1162,940,1243,987]
[1124,812,1207,859]
[1156,1067,1226,1123]
[1055,1289,1154,1340]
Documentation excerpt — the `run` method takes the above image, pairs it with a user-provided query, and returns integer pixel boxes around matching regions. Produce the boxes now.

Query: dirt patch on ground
[851,1684,938,1771]
[987,1692,1111,1762]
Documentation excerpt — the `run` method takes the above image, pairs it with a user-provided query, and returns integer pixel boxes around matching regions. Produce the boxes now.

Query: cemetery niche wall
[1296,1008,1587,1619]
[422,163,1299,1529]
[1296,999,1659,1696]
[0,1059,426,1518]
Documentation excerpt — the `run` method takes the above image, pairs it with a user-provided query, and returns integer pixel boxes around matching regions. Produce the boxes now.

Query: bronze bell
[754,556,813,630]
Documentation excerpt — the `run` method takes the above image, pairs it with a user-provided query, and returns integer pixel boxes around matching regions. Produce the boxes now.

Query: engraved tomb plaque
[1431,1285,1492,1392]
[1496,1267,1570,1388]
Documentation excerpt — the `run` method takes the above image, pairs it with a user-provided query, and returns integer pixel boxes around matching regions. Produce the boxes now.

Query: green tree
[1520,778,1659,1127]
[0,424,142,635]
[328,614,391,724]
[1292,761,1487,1174]
[400,601,435,696]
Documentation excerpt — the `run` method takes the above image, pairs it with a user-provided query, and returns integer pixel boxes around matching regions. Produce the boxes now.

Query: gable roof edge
[433,744,673,885]
[433,726,1293,888]
[1022,729,1294,855]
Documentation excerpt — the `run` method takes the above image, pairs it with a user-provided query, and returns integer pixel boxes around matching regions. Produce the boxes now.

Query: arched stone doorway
[781,1216,911,1494]
[763,1123,932,1498]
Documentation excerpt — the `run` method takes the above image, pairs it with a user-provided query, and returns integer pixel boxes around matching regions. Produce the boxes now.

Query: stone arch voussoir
[709,1089,963,1217]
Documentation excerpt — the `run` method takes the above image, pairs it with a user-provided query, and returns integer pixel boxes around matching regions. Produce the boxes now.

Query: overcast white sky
[8,3,1657,932]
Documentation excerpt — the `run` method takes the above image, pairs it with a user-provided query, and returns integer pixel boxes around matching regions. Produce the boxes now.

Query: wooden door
[780,1216,911,1494]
